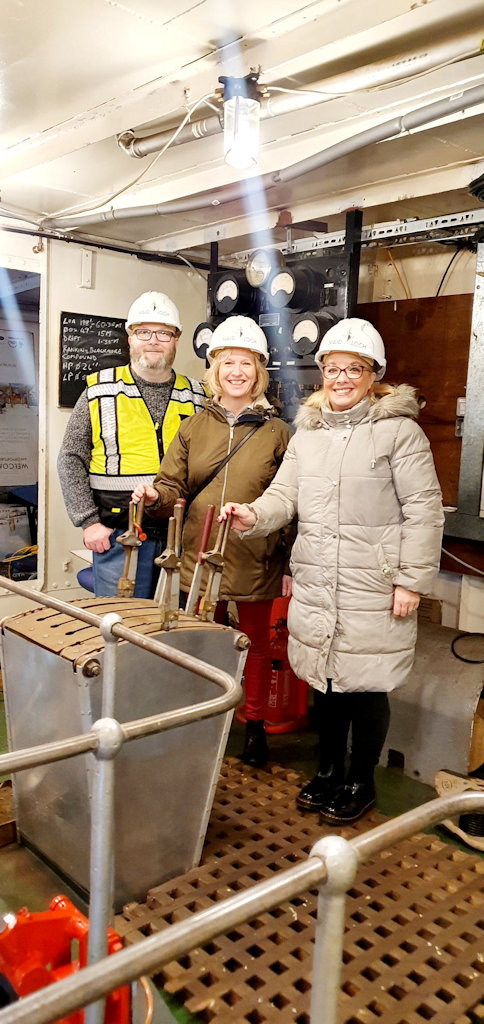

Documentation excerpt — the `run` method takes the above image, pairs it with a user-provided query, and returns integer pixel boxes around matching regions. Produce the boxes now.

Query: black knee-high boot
[241,719,268,768]
[319,692,391,824]
[296,684,351,811]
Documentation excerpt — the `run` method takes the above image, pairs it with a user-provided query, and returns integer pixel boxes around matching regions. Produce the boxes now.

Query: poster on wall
[0,325,38,486]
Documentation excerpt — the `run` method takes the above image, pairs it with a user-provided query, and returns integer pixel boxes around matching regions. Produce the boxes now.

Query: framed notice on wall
[0,322,38,486]
[59,311,130,407]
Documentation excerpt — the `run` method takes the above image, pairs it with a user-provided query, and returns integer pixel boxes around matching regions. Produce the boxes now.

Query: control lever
[116,497,146,598]
[198,513,232,622]
[153,498,185,628]
[185,505,215,616]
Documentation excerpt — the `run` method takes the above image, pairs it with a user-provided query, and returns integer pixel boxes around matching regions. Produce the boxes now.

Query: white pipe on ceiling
[117,31,482,159]
[44,83,484,231]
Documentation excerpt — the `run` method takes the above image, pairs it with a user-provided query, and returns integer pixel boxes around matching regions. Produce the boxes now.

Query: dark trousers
[314,682,391,785]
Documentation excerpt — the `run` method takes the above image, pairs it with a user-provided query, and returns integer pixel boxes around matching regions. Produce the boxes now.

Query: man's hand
[282,574,292,598]
[392,585,420,617]
[83,523,113,553]
[131,483,159,506]
[218,502,257,532]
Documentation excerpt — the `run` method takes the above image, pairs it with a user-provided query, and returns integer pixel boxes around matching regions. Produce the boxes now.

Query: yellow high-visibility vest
[87,364,205,491]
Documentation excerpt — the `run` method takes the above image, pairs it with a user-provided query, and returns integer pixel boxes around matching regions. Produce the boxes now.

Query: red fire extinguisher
[264,618,309,734]
[235,596,309,733]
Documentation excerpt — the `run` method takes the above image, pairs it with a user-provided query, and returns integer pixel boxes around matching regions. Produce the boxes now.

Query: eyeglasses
[322,363,369,381]
[132,328,176,342]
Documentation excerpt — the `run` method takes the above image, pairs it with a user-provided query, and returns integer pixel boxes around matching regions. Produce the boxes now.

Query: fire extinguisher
[265,618,309,734]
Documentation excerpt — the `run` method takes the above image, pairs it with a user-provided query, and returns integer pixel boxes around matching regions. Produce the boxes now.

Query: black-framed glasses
[132,328,176,342]
[322,363,369,381]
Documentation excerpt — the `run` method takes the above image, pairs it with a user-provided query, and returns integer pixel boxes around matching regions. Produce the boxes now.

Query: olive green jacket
[147,400,292,601]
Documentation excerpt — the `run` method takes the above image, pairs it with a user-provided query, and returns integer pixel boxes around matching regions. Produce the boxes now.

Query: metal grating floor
[115,759,484,1024]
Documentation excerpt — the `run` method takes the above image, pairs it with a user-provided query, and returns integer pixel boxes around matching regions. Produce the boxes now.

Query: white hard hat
[206,316,269,365]
[126,292,182,333]
[315,317,386,380]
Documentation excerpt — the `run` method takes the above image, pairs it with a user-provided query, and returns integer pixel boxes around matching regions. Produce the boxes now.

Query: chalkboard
[59,311,130,407]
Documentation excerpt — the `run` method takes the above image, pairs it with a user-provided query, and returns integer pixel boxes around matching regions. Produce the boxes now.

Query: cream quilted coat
[245,385,444,694]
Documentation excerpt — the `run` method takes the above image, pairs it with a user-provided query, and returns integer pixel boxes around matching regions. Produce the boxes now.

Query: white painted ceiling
[1,0,484,259]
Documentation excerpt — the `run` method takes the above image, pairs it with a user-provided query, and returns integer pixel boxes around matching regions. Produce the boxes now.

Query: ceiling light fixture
[218,72,264,170]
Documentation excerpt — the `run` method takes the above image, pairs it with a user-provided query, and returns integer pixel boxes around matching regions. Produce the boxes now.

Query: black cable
[435,247,462,297]
[0,225,211,271]
[450,632,484,664]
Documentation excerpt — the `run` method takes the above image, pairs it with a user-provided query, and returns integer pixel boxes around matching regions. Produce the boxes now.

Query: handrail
[0,790,483,1024]
[0,577,243,716]
[351,791,484,861]
[0,577,244,1024]
[1,578,483,1024]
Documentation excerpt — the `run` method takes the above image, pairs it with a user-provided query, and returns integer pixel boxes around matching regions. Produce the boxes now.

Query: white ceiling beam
[1,0,481,178]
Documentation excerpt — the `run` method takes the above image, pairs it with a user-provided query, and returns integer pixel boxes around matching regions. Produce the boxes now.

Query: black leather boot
[296,766,343,812]
[241,720,268,768]
[318,781,376,825]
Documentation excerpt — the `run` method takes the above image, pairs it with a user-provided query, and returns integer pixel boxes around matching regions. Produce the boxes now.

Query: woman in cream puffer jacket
[221,318,444,824]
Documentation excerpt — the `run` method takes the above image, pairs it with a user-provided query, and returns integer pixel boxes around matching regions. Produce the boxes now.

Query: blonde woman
[132,316,292,768]
[220,318,444,824]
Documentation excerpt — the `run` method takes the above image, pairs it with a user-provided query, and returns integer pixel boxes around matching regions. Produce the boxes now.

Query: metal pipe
[455,240,484,517]
[309,836,359,1024]
[99,613,121,718]
[351,790,484,862]
[117,34,482,159]
[0,204,42,225]
[85,719,124,1024]
[44,82,484,229]
[0,578,241,703]
[122,694,237,740]
[0,680,243,778]
[0,226,211,270]
[0,733,98,774]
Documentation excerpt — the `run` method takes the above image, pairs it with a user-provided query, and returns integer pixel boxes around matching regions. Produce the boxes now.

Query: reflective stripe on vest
[87,365,204,490]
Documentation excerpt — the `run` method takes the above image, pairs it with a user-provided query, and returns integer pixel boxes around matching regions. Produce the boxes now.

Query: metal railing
[0,579,483,1024]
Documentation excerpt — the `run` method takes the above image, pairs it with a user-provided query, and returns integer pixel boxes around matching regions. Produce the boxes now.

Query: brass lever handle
[173,498,186,558]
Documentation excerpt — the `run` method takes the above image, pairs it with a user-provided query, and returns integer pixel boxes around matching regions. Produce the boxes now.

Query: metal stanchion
[85,718,124,1024]
[309,836,359,1024]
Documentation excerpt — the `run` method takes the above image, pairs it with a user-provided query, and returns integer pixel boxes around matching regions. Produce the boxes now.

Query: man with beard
[58,291,205,597]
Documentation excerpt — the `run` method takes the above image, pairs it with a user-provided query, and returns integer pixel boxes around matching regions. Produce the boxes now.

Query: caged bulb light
[219,72,263,170]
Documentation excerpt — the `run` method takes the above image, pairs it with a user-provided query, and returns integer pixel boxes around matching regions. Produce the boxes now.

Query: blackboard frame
[59,311,130,408]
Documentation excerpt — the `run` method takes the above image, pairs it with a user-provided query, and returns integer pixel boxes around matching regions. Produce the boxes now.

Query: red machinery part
[0,895,130,1023]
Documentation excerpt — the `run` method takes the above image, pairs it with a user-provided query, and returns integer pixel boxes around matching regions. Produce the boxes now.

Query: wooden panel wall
[356,295,484,576]
[356,295,472,508]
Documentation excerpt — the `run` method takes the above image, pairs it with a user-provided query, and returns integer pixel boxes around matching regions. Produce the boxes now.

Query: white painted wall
[0,232,206,616]
[359,244,476,302]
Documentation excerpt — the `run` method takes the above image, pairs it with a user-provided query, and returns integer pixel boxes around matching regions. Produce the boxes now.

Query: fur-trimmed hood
[294,384,420,431]
[244,379,443,694]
